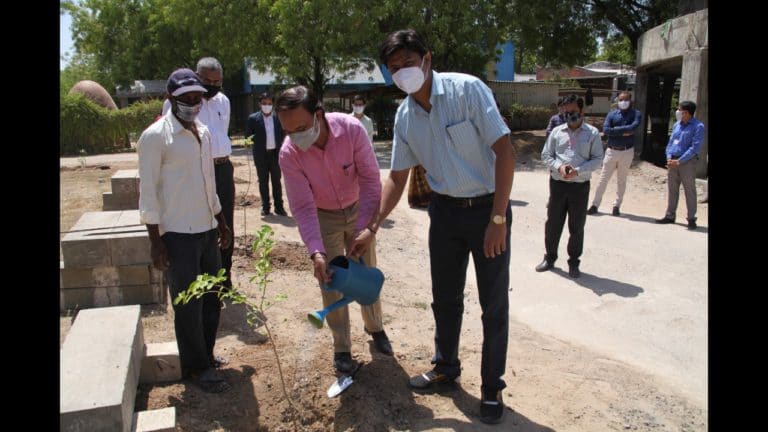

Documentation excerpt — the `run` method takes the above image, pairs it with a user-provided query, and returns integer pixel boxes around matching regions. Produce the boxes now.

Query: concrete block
[140,342,181,384]
[60,265,151,289]
[111,169,140,196]
[60,283,165,311]
[61,211,150,268]
[110,235,152,266]
[60,235,111,268]
[60,305,143,432]
[103,192,139,211]
[131,407,176,432]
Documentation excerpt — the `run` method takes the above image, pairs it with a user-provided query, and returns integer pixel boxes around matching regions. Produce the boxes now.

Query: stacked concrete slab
[61,305,179,432]
[60,209,165,311]
[103,169,140,211]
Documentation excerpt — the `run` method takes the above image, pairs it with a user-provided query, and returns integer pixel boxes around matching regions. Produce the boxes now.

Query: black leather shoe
[365,328,393,355]
[568,265,581,278]
[535,258,554,272]
[612,206,620,216]
[480,389,505,424]
[408,369,458,390]
[687,219,697,230]
[333,352,357,374]
[587,205,598,215]
[261,208,271,216]
[274,207,287,216]
[655,217,675,224]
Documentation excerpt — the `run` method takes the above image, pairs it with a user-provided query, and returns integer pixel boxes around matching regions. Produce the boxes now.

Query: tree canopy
[61,0,686,96]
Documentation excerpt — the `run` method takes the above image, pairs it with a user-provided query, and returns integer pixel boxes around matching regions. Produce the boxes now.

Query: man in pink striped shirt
[276,86,392,374]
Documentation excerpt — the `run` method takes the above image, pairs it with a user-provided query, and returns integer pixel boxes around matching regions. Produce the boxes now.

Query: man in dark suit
[246,92,287,216]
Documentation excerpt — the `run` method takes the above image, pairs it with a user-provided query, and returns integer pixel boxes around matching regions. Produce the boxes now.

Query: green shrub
[60,94,163,155]
[506,104,554,130]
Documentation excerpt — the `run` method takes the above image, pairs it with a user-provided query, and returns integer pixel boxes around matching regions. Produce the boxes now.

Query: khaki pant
[591,147,634,208]
[317,202,383,353]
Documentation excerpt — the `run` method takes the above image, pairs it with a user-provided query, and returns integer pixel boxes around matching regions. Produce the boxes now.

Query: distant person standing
[545,97,566,138]
[588,91,641,216]
[350,94,375,145]
[655,101,705,230]
[161,58,235,294]
[246,93,287,217]
[536,94,603,278]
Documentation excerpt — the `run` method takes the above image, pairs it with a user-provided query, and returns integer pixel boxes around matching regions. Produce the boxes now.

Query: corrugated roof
[115,80,166,96]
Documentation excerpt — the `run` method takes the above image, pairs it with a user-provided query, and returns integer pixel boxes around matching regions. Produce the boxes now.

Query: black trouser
[427,195,512,394]
[254,149,283,211]
[162,229,222,374]
[544,178,590,266]
[214,160,235,288]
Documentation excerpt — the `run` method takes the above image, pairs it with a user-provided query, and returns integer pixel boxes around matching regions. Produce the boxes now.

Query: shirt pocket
[445,120,481,159]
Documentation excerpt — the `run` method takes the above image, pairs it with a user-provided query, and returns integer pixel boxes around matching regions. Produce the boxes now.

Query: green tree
[250,0,387,99]
[65,0,198,88]
[507,0,600,73]
[582,0,679,53]
[386,1,512,77]
[596,32,634,66]
[60,52,106,98]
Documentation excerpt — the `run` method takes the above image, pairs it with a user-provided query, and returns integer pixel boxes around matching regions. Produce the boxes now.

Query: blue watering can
[307,255,384,329]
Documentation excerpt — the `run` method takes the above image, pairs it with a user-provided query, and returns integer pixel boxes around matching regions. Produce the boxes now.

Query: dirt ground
[60,130,707,431]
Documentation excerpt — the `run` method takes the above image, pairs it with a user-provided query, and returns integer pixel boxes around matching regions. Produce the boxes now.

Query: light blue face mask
[289,114,320,151]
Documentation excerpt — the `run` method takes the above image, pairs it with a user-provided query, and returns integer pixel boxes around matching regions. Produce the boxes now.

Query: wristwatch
[491,215,506,225]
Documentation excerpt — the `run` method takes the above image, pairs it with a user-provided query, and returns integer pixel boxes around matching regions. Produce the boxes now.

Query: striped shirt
[391,71,510,197]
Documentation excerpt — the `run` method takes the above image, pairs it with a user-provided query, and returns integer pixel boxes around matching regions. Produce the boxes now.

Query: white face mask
[617,100,630,110]
[261,104,273,114]
[353,105,365,115]
[392,57,426,94]
[289,114,320,151]
[174,100,202,122]
[675,110,683,122]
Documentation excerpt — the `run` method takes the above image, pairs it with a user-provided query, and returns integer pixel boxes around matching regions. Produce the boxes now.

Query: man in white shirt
[140,68,233,393]
[246,93,287,216]
[350,94,375,145]
[162,58,235,292]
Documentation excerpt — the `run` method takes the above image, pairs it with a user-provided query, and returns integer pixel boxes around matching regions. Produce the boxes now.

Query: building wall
[489,81,559,108]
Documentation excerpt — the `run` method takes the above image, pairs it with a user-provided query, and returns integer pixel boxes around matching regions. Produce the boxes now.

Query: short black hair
[561,93,584,110]
[379,29,429,65]
[259,92,272,103]
[556,97,565,107]
[352,95,366,104]
[679,100,696,116]
[275,85,323,114]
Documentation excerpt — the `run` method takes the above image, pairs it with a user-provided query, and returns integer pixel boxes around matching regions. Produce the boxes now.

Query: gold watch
[492,215,506,224]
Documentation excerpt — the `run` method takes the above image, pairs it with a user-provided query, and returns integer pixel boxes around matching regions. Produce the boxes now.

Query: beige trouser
[591,147,635,208]
[317,202,383,353]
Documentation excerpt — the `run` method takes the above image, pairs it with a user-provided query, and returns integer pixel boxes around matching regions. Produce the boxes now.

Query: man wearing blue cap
[138,68,233,393]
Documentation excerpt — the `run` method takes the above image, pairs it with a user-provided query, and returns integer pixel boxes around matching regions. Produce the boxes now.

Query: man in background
[246,92,287,217]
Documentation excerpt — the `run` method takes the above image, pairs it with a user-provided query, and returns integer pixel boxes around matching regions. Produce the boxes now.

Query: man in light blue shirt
[655,100,705,229]
[536,94,604,278]
[353,28,516,424]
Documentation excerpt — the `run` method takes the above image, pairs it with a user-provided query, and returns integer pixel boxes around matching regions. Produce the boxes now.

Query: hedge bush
[60,94,163,155]
[505,104,555,131]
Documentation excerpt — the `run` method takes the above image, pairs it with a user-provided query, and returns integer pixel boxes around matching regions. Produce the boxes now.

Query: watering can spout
[307,256,384,328]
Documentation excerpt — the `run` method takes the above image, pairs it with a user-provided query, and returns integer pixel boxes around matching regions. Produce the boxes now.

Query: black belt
[609,145,633,150]
[432,192,495,208]
[213,156,230,165]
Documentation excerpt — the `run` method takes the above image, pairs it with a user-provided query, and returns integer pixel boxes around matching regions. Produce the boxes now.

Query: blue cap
[167,68,207,97]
